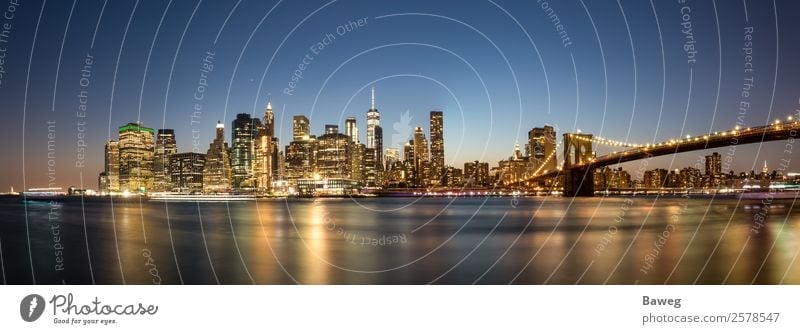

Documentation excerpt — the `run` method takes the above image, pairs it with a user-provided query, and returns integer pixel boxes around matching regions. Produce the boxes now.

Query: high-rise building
[363,147,378,186]
[102,140,120,193]
[351,143,365,182]
[325,124,339,135]
[443,166,463,187]
[429,111,444,185]
[169,152,206,193]
[403,140,414,163]
[271,137,281,180]
[366,87,380,149]
[374,125,383,170]
[153,129,177,192]
[464,161,490,187]
[118,123,155,193]
[345,117,358,144]
[203,121,231,193]
[316,125,352,179]
[413,127,429,185]
[276,149,285,180]
[384,147,400,169]
[527,125,557,172]
[231,113,260,190]
[403,140,415,185]
[293,115,310,141]
[705,152,721,176]
[287,115,314,182]
[256,103,275,192]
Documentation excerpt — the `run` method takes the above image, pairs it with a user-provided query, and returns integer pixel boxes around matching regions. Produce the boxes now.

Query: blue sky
[2,0,799,190]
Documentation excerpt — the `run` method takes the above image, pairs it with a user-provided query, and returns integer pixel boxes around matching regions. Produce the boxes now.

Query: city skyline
[3,1,800,191]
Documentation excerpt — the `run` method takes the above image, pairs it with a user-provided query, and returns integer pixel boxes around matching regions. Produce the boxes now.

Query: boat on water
[21,187,66,200]
[147,193,257,202]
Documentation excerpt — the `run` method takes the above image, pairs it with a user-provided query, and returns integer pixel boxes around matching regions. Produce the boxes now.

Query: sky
[2,0,800,191]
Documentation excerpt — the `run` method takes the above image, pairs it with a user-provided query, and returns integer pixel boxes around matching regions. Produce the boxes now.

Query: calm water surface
[1,196,798,284]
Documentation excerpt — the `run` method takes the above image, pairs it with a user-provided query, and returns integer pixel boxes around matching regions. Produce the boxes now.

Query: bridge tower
[563,133,595,197]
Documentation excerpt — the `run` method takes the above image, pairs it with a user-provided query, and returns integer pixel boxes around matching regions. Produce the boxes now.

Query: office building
[293,115,310,141]
[231,113,260,190]
[345,117,358,144]
[118,122,155,193]
[169,152,206,193]
[316,125,352,179]
[528,125,557,172]
[153,129,177,192]
[464,161,490,187]
[705,152,721,176]
[256,103,275,192]
[102,140,120,193]
[429,111,444,185]
[203,121,231,193]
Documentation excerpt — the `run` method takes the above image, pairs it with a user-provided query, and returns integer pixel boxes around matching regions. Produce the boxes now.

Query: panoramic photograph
[1,0,799,289]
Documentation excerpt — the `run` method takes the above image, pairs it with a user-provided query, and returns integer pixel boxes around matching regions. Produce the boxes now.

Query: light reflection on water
[1,196,799,284]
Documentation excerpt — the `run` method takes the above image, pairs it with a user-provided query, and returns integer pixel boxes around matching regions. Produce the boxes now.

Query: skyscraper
[153,129,177,192]
[366,87,379,149]
[102,140,119,193]
[384,147,400,168]
[352,143,365,182]
[464,161,490,187]
[285,138,317,180]
[170,152,206,193]
[232,113,260,190]
[345,117,358,144]
[118,122,155,193]
[705,152,721,176]
[429,111,444,185]
[256,102,275,192]
[286,115,316,181]
[528,125,557,172]
[413,127,430,186]
[293,115,310,141]
[203,121,231,193]
[316,125,352,179]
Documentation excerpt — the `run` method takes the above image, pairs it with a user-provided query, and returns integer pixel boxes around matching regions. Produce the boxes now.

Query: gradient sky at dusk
[2,0,800,191]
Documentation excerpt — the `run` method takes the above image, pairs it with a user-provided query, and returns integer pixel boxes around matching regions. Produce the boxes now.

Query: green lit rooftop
[118,122,154,134]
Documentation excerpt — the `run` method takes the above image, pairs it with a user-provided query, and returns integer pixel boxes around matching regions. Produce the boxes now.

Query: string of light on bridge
[572,114,799,155]
[517,114,800,182]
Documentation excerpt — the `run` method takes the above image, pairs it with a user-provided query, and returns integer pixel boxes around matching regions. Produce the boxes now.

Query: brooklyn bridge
[507,117,800,196]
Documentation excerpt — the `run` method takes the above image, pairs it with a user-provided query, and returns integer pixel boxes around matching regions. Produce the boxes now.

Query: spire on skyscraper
[371,86,375,110]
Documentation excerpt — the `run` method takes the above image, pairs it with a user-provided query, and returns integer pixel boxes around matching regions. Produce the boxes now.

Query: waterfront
[0,196,798,284]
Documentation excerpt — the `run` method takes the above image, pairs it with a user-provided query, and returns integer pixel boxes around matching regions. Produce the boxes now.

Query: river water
[0,195,798,284]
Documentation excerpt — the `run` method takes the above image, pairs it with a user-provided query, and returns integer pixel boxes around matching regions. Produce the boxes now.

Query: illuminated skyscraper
[170,152,206,193]
[317,125,352,179]
[704,152,721,176]
[366,87,379,149]
[413,127,430,185]
[345,117,358,144]
[118,122,155,193]
[384,147,400,168]
[256,102,275,192]
[286,115,316,181]
[293,115,310,141]
[352,143,365,182]
[429,111,444,185]
[464,161,490,187]
[527,125,557,172]
[231,113,260,190]
[153,129,177,192]
[101,140,119,193]
[203,121,231,193]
